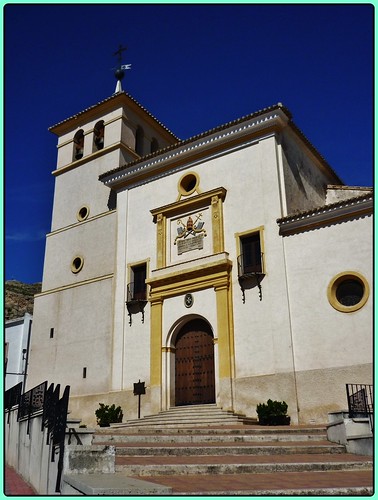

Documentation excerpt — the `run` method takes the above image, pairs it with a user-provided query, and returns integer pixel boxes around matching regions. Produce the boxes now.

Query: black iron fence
[5,380,70,493]
[18,380,47,434]
[346,383,373,432]
[4,382,23,423]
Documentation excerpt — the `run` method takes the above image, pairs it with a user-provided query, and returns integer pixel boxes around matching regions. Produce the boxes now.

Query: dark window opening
[94,120,105,151]
[128,264,147,301]
[336,279,364,306]
[180,173,197,194]
[107,190,117,210]
[135,126,144,156]
[50,328,54,339]
[73,130,84,160]
[83,367,87,378]
[150,138,159,154]
[240,234,262,274]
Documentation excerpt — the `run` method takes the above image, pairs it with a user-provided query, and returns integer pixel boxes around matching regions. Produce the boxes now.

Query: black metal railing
[237,253,264,277]
[126,282,148,325]
[5,382,23,423]
[237,253,265,302]
[42,384,70,493]
[6,380,70,493]
[126,282,147,302]
[18,380,47,435]
[346,383,373,432]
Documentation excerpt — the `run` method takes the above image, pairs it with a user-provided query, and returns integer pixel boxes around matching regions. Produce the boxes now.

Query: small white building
[5,313,33,391]
[27,88,373,426]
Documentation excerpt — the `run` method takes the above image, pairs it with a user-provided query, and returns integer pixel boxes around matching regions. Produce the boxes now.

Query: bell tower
[27,52,178,395]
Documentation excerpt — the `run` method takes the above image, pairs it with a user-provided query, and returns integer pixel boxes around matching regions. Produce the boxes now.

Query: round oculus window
[178,172,199,196]
[71,256,84,274]
[77,206,90,222]
[328,272,369,313]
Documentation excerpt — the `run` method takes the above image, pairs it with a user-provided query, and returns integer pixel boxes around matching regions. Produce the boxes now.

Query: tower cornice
[48,91,179,142]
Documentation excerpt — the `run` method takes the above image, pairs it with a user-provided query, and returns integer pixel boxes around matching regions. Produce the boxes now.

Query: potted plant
[95,403,123,427]
[256,399,290,426]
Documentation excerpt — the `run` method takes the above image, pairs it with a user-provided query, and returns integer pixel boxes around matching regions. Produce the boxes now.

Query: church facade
[27,91,373,426]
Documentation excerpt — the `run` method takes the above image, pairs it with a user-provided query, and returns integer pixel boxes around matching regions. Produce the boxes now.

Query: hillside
[5,281,42,321]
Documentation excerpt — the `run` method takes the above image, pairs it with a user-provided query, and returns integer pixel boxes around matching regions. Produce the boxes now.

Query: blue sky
[4,3,374,284]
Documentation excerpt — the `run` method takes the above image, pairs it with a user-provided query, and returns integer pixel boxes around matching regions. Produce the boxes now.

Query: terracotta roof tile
[277,192,373,225]
[49,91,179,140]
[99,103,292,181]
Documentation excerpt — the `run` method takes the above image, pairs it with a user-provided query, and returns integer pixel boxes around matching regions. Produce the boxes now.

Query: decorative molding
[100,112,285,188]
[278,196,373,236]
[34,273,114,298]
[151,187,227,218]
[47,210,116,237]
[52,142,138,176]
[49,91,178,140]
[151,188,226,270]
[147,255,232,300]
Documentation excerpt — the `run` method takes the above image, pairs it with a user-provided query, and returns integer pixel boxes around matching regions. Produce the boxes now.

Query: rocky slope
[5,281,42,321]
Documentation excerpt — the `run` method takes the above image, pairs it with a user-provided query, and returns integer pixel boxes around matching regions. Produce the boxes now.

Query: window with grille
[128,263,147,301]
[239,233,263,274]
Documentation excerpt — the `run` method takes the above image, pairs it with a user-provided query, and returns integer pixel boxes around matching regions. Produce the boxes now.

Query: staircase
[87,405,373,495]
[109,403,256,428]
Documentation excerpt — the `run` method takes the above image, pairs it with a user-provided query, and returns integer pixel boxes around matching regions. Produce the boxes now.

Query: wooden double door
[175,319,215,406]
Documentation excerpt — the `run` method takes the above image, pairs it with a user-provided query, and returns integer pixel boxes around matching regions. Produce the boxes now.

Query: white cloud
[6,230,46,242]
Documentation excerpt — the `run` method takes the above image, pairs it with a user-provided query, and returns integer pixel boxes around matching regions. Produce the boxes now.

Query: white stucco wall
[282,214,372,373]
[42,212,116,291]
[27,277,113,394]
[280,129,338,214]
[5,314,32,391]
[116,134,297,392]
[51,157,119,232]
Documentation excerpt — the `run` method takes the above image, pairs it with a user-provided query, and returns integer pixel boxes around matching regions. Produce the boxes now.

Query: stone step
[158,486,373,496]
[110,404,256,429]
[127,470,373,496]
[115,454,372,476]
[94,431,328,444]
[86,423,373,495]
[112,418,252,429]
[63,470,373,496]
[97,424,326,436]
[114,441,345,456]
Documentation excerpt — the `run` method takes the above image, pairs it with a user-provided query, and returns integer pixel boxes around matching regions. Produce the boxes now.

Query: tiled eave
[277,193,373,236]
[99,103,291,187]
[48,91,179,140]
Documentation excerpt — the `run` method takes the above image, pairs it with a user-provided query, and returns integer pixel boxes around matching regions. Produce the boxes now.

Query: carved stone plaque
[177,234,204,255]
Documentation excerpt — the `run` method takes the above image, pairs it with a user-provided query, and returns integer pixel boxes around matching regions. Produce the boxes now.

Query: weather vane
[113,44,131,94]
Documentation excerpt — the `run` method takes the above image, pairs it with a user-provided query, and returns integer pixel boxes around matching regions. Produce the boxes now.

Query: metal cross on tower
[113,44,131,94]
[114,44,127,65]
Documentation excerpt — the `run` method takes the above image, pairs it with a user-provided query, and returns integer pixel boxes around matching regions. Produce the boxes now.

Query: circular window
[71,256,84,274]
[178,172,199,196]
[328,272,369,313]
[77,206,90,222]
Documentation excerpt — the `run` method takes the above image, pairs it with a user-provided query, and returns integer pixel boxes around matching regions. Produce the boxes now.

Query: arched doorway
[175,318,215,406]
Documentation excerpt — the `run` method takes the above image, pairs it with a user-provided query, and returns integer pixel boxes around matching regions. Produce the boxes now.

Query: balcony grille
[126,282,147,303]
[237,252,264,277]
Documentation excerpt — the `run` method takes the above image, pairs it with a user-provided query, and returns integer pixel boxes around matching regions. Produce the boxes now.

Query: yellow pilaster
[215,283,235,379]
[156,213,166,268]
[150,297,163,387]
[211,194,225,253]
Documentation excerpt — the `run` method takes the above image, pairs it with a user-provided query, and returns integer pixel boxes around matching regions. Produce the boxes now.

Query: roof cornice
[48,91,179,141]
[277,193,373,236]
[99,103,291,188]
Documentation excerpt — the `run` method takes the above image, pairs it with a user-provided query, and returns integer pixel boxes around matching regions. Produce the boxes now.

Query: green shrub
[95,403,123,427]
[256,399,290,425]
